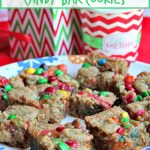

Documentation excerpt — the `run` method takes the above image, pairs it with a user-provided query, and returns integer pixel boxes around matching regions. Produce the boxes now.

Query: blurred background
[0,9,150,66]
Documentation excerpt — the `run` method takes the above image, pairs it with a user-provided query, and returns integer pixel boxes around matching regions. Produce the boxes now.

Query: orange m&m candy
[57,64,67,74]
[124,75,135,84]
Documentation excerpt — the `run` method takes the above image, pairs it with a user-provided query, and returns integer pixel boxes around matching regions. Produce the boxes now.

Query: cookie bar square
[69,88,116,119]
[85,52,129,76]
[85,106,150,150]
[0,104,49,148]
[29,120,93,150]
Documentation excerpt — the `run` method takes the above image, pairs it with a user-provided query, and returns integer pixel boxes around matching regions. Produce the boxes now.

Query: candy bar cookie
[134,71,150,93]
[7,84,70,123]
[85,52,129,76]
[29,120,93,150]
[19,64,79,92]
[69,88,116,119]
[0,104,49,148]
[85,106,150,150]
[39,88,70,123]
[98,71,124,92]
[126,100,150,133]
[0,76,13,111]
[115,74,150,105]
[77,65,100,90]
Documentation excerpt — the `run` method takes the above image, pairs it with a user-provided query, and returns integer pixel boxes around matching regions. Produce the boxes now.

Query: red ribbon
[0,21,32,42]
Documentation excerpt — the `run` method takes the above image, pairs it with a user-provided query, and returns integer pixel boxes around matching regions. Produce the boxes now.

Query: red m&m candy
[0,76,9,87]
[44,87,56,94]
[49,76,57,82]
[136,110,145,116]
[123,93,135,104]
[116,127,125,135]
[66,140,79,148]
[56,126,66,132]
[41,72,49,78]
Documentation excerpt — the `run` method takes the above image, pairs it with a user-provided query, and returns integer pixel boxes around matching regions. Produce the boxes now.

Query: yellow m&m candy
[121,112,129,119]
[26,68,36,75]
[57,90,70,98]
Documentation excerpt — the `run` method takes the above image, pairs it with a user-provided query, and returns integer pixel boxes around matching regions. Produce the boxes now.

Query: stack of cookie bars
[0,52,150,150]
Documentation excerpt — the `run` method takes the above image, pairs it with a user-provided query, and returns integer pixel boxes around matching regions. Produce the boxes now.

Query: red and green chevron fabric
[80,9,144,61]
[9,9,83,60]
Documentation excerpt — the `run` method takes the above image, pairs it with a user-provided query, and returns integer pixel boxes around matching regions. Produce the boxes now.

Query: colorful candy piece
[40,64,49,71]
[5,85,13,92]
[134,95,143,102]
[116,127,125,135]
[41,72,49,78]
[142,91,149,97]
[124,75,135,84]
[58,82,68,91]
[122,117,129,123]
[55,70,64,76]
[0,76,9,87]
[117,135,125,142]
[48,69,55,77]
[121,112,130,119]
[57,90,70,98]
[44,87,56,94]
[66,140,79,148]
[35,68,44,75]
[37,78,48,84]
[39,129,50,136]
[2,93,8,101]
[112,117,119,123]
[25,68,36,75]
[57,64,67,73]
[124,93,135,104]
[49,76,57,82]
[40,94,52,100]
[136,110,145,116]
[8,114,17,120]
[130,128,139,138]
[125,83,135,92]
[99,91,108,97]
[98,58,106,66]
[56,126,66,132]
[82,62,91,68]
[58,141,71,150]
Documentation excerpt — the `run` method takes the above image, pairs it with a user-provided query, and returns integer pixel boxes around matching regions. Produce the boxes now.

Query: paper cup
[81,9,144,61]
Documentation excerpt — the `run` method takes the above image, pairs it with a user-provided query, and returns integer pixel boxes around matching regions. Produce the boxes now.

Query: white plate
[0,56,149,150]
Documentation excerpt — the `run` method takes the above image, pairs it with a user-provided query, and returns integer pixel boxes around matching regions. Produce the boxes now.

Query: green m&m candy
[58,141,71,150]
[37,78,48,84]
[122,117,129,123]
[40,94,52,100]
[134,95,143,102]
[99,91,108,97]
[55,70,64,76]
[82,62,91,68]
[35,68,44,75]
[142,91,149,98]
[5,84,13,92]
[8,114,17,120]
[2,93,8,101]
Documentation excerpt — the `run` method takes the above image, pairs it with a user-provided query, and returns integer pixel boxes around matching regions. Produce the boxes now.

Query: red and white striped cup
[81,9,144,61]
